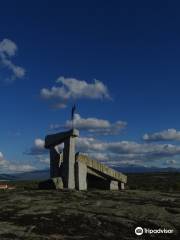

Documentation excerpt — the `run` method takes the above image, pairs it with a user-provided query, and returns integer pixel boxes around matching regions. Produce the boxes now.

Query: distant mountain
[113,165,180,173]
[0,166,180,181]
[0,169,49,181]
[0,174,17,181]
[15,169,49,180]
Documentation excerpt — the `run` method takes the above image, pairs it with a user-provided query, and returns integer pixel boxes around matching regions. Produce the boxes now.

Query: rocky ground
[0,189,180,240]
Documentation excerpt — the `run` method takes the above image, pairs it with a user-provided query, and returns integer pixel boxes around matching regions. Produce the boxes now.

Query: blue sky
[1,0,180,172]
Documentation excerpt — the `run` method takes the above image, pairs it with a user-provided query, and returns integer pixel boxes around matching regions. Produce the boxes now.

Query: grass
[0,173,180,239]
[126,172,180,191]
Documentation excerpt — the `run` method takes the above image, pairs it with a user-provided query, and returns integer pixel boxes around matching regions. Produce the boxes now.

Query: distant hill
[0,169,49,181]
[114,165,180,173]
[0,166,180,181]
[0,174,17,181]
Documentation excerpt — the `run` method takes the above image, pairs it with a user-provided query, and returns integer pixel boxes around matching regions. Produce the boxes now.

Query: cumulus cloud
[40,76,110,104]
[76,137,180,155]
[26,138,65,166]
[7,164,36,172]
[36,155,50,164]
[0,38,25,81]
[0,152,7,165]
[0,151,35,173]
[143,129,180,142]
[0,39,17,56]
[76,137,180,166]
[25,138,48,165]
[26,138,64,160]
[50,114,127,135]
[26,138,47,155]
[0,151,4,159]
[29,136,180,167]
[165,159,177,165]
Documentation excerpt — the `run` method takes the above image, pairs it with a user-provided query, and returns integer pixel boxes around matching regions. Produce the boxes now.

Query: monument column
[49,147,60,178]
[62,129,79,189]
[75,160,87,190]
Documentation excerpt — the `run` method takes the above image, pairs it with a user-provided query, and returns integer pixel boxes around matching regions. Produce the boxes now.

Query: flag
[71,104,76,121]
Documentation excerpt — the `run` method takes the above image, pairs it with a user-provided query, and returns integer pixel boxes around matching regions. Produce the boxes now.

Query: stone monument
[39,106,127,190]
[39,127,127,190]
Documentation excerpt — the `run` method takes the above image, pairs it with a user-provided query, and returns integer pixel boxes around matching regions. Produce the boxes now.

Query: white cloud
[26,138,64,165]
[29,135,180,167]
[27,134,180,167]
[51,114,127,135]
[0,151,35,173]
[0,38,26,81]
[7,164,36,172]
[143,129,180,142]
[0,152,7,165]
[26,138,46,155]
[36,155,50,164]
[0,151,4,159]
[165,159,177,165]
[35,138,45,149]
[27,138,64,157]
[76,137,180,165]
[0,39,17,56]
[40,76,110,102]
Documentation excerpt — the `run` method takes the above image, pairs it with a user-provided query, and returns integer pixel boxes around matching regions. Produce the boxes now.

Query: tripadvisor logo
[135,227,174,235]
[135,227,143,236]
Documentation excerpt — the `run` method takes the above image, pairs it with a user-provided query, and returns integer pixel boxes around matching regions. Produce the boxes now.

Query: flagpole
[72,114,74,129]
[71,104,76,130]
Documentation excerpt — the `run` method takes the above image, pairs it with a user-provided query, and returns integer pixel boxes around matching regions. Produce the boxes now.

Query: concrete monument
[44,129,79,189]
[40,127,127,190]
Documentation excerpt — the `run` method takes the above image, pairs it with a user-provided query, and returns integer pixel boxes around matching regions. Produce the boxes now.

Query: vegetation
[0,173,180,239]
[127,172,180,192]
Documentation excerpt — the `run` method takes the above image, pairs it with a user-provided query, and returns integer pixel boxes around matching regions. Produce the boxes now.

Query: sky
[1,0,180,173]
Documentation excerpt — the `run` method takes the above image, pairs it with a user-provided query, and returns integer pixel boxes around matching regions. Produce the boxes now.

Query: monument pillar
[49,147,60,178]
[120,182,125,190]
[62,136,76,189]
[75,160,87,190]
[110,180,119,190]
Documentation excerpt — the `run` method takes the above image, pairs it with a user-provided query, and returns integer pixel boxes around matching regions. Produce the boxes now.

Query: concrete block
[52,177,64,189]
[39,177,63,190]
[62,136,76,189]
[45,129,79,148]
[110,180,119,190]
[120,182,125,190]
[75,161,87,190]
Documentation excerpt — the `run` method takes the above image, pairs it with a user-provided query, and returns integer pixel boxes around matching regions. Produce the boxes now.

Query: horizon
[1,0,180,173]
[1,165,180,177]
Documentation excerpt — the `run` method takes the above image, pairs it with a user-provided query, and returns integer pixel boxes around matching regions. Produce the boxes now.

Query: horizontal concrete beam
[45,129,79,148]
[87,167,107,180]
[76,154,127,184]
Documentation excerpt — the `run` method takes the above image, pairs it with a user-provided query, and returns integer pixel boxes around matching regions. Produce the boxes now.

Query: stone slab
[45,129,79,148]
[75,161,87,190]
[76,154,127,184]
